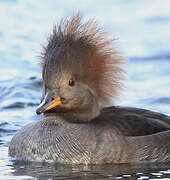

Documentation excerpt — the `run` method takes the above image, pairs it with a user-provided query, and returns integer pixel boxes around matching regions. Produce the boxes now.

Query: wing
[100,106,170,136]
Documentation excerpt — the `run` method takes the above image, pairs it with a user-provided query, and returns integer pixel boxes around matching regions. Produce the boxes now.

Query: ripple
[2,102,38,109]
[0,122,8,126]
[0,76,41,111]
[139,97,170,105]
[152,97,170,104]
[3,102,25,109]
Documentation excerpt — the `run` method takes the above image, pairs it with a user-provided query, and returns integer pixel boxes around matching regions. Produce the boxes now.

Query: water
[0,0,170,179]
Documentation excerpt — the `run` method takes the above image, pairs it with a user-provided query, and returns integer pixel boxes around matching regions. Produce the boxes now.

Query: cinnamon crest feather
[40,13,126,106]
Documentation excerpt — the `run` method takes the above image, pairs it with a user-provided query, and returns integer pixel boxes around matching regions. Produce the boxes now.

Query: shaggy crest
[41,13,126,105]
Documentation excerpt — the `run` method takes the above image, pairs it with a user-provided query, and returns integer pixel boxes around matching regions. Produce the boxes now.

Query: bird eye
[69,79,75,87]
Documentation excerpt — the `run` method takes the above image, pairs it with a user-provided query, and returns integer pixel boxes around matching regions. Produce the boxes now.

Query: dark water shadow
[8,160,170,180]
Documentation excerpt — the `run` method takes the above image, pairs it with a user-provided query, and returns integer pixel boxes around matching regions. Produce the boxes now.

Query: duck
[9,13,170,164]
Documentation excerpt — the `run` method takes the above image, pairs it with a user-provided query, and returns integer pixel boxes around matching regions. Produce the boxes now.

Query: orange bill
[45,96,61,111]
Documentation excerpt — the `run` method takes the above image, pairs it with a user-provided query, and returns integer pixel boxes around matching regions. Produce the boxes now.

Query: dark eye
[69,79,75,87]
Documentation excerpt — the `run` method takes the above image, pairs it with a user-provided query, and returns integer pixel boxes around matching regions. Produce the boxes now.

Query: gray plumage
[9,13,170,164]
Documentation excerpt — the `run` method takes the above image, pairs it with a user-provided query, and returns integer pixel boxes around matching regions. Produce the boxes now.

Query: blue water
[0,0,170,179]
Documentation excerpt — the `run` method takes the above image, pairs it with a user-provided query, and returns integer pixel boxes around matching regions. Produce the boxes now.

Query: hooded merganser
[9,13,170,164]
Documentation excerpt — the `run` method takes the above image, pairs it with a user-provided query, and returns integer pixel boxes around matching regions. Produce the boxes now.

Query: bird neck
[43,99,100,123]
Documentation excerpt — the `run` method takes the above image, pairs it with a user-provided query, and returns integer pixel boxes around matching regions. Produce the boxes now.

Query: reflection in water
[8,160,170,179]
